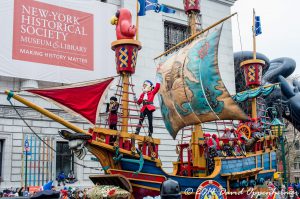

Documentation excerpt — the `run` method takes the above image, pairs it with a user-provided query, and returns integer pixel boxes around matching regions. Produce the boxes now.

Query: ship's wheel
[237,124,252,138]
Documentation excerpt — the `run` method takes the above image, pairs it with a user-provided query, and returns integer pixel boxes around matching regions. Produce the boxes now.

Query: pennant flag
[155,4,176,14]
[255,16,262,36]
[138,0,175,16]
[138,0,146,16]
[26,77,114,125]
[24,136,30,152]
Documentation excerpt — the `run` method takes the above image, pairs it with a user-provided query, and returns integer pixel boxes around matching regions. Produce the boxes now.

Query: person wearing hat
[106,96,119,130]
[266,183,276,199]
[222,127,233,139]
[212,134,220,150]
[204,133,218,174]
[135,80,160,137]
[287,186,300,199]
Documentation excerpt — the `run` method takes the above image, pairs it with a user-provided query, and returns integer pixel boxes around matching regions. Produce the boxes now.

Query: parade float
[4,1,285,199]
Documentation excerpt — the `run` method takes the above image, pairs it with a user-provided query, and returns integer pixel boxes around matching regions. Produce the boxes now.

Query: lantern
[111,40,141,75]
[183,0,200,13]
[240,59,265,88]
[271,117,284,137]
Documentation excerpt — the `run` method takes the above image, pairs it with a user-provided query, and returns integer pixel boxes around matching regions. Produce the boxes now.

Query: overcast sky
[231,0,300,76]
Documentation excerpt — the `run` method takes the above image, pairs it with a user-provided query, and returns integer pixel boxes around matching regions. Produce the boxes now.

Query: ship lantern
[240,59,265,88]
[271,117,284,137]
[111,40,141,75]
[184,0,200,13]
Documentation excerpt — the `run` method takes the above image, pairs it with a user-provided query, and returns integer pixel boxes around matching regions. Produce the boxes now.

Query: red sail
[27,77,114,125]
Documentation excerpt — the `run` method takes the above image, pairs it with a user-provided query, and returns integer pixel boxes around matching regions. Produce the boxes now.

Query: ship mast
[111,39,141,134]
[240,9,265,119]
[183,0,207,177]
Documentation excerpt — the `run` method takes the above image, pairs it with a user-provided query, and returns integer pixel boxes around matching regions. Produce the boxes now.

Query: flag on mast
[26,77,115,125]
[255,15,262,36]
[138,0,175,16]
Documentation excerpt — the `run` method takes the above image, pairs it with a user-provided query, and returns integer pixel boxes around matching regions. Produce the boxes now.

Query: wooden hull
[86,143,276,199]
[131,185,252,199]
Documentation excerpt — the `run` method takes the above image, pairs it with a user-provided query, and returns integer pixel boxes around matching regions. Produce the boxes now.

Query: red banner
[13,0,94,70]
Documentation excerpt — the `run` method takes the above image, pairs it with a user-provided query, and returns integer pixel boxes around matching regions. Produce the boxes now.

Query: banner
[0,0,117,83]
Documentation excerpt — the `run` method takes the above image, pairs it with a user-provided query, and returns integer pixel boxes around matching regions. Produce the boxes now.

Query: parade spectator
[57,171,66,186]
[67,170,77,184]
[287,186,300,199]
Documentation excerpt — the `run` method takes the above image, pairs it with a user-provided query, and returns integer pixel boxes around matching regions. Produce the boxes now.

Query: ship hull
[107,150,277,199]
[86,142,276,199]
[130,181,252,199]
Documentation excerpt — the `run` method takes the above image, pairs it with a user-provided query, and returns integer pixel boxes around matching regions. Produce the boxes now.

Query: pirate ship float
[5,1,282,199]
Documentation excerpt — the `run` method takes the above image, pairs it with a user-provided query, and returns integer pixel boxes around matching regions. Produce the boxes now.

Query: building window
[0,140,3,179]
[56,142,74,177]
[294,156,300,170]
[296,177,300,183]
[295,140,300,150]
[164,21,188,51]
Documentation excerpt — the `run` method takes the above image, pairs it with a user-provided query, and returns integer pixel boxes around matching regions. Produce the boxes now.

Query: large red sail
[26,77,114,125]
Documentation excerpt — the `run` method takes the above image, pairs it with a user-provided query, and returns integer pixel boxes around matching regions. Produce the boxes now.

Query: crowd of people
[261,181,300,199]
[0,186,88,198]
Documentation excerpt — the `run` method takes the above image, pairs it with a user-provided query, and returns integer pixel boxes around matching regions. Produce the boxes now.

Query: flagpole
[136,0,139,40]
[253,8,256,60]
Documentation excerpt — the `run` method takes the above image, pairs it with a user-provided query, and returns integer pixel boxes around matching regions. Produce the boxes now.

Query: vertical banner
[13,0,94,70]
[23,134,54,186]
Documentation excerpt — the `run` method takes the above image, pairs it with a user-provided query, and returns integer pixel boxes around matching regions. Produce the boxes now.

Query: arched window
[294,156,300,169]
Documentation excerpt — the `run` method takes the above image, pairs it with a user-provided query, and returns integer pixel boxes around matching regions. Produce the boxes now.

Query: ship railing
[89,127,160,159]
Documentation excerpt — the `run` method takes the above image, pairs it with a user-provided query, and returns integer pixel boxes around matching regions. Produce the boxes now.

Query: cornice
[208,0,237,6]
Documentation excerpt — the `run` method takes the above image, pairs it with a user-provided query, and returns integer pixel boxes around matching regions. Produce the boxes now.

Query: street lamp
[271,118,284,137]
[270,115,287,186]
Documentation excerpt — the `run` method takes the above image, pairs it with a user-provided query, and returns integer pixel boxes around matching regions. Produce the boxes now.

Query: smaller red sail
[27,77,114,125]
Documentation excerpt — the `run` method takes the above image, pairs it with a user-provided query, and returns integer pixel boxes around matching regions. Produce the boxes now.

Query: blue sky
[231,0,300,76]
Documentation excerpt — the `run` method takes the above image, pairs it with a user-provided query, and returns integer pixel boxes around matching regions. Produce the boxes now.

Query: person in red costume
[110,8,136,40]
[267,183,276,199]
[135,80,160,137]
[204,134,216,149]
[212,134,220,150]
[287,186,300,199]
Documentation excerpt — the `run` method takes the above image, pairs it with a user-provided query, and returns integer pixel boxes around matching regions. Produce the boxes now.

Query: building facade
[0,0,237,188]
[281,120,300,183]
